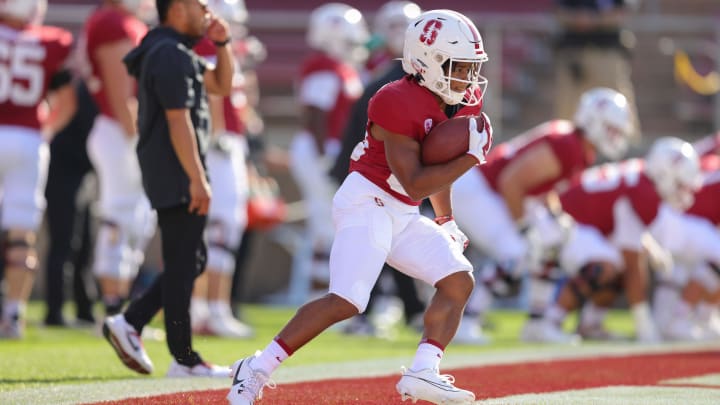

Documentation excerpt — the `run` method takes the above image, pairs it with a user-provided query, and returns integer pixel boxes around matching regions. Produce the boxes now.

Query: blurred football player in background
[288,3,368,297]
[451,87,633,344]
[0,0,76,338]
[651,155,720,341]
[523,137,702,344]
[190,0,253,339]
[228,9,491,405]
[330,0,425,338]
[83,0,156,318]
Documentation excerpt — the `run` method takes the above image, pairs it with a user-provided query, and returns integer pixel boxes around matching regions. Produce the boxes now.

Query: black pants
[124,204,207,366]
[43,84,97,324]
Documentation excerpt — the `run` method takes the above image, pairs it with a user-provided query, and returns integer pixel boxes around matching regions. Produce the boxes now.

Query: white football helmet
[307,3,370,64]
[574,87,633,161]
[118,0,156,22]
[645,137,702,210]
[0,0,47,24]
[374,1,421,57]
[402,9,488,106]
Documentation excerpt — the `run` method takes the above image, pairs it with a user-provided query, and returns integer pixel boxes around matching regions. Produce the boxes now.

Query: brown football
[421,115,482,165]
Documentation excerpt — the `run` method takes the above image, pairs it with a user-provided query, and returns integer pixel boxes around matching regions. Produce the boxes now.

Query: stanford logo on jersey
[424,119,433,134]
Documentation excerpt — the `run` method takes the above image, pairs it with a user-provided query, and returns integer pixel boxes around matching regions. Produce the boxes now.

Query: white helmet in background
[574,87,633,161]
[645,137,702,210]
[207,0,247,24]
[307,3,370,64]
[402,9,488,106]
[208,0,248,38]
[0,0,47,24]
[118,0,156,22]
[374,1,421,57]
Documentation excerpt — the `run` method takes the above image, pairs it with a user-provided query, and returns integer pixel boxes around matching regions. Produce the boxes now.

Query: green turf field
[0,302,636,394]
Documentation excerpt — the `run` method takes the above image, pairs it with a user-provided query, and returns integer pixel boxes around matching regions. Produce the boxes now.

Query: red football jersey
[480,120,594,196]
[693,131,720,158]
[686,168,720,226]
[560,159,662,236]
[349,75,481,206]
[299,52,362,140]
[85,7,147,119]
[0,23,73,130]
[194,37,245,136]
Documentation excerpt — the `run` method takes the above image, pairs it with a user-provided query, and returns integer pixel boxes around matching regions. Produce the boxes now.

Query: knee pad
[205,220,239,274]
[2,230,38,271]
[93,220,139,281]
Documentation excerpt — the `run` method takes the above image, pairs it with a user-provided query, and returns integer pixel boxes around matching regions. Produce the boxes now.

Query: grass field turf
[0,302,637,392]
[6,301,688,404]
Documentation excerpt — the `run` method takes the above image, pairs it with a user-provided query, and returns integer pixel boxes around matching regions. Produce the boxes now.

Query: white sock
[696,302,714,322]
[545,304,568,325]
[208,300,231,317]
[2,300,21,322]
[410,342,443,372]
[580,302,608,328]
[253,339,290,375]
[631,301,652,327]
[527,277,557,317]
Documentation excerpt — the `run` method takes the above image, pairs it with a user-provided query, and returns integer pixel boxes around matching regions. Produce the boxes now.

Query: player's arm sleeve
[367,88,415,136]
[298,71,339,111]
[151,47,195,110]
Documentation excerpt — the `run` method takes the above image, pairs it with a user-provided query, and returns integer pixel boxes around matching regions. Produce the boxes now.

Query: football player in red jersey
[287,3,368,297]
[0,0,76,338]
[451,87,633,344]
[228,10,491,405]
[693,130,720,158]
[82,0,156,318]
[523,137,703,343]
[189,0,253,339]
[651,156,720,341]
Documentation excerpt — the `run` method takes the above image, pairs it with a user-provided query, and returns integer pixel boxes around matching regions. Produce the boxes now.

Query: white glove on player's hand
[466,112,493,165]
[441,220,469,251]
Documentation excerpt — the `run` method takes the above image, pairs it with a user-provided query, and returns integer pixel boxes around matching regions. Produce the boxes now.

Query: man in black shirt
[102,0,234,378]
[554,0,640,135]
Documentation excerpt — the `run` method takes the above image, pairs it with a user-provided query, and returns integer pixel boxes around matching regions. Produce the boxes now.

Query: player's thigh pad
[0,126,49,230]
[289,132,338,246]
[560,224,622,276]
[452,169,527,261]
[207,138,247,230]
[329,172,399,312]
[86,116,144,221]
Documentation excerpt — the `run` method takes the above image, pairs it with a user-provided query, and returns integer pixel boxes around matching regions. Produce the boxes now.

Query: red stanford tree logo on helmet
[419,19,442,45]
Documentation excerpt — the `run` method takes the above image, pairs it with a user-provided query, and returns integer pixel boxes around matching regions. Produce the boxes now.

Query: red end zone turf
[89,351,720,404]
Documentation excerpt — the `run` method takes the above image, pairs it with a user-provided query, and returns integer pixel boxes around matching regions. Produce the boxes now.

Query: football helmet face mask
[402,9,488,106]
[374,1,421,57]
[0,0,47,24]
[307,3,370,65]
[645,137,702,210]
[574,87,633,161]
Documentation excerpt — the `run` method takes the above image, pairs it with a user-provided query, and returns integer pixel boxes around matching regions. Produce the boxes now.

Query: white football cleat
[166,360,230,378]
[520,320,581,344]
[207,315,254,339]
[227,352,275,405]
[396,367,475,404]
[452,316,490,345]
[102,314,154,375]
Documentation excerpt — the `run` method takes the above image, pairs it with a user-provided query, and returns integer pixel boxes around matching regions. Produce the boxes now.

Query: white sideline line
[1,341,718,404]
